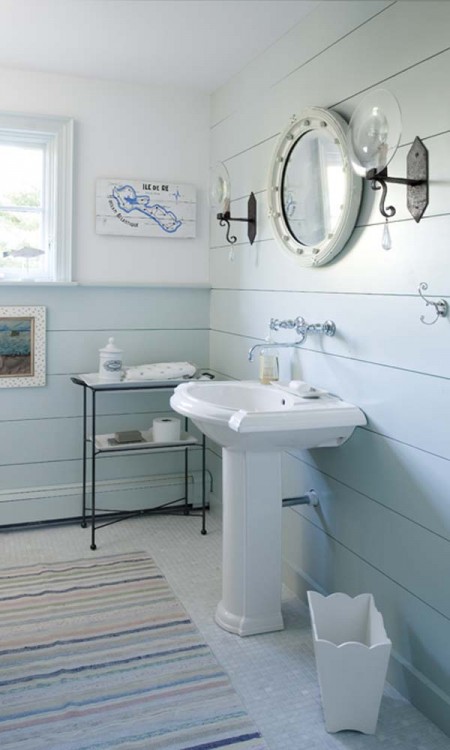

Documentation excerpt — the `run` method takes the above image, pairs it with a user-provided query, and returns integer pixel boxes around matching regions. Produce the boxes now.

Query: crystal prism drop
[382,221,392,250]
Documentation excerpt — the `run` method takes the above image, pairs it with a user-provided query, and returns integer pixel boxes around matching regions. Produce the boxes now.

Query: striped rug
[0,551,268,750]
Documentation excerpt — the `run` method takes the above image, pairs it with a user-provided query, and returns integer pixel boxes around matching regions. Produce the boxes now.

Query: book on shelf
[110,430,144,444]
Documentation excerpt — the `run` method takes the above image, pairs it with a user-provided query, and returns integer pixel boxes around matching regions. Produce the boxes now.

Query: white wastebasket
[307,591,391,734]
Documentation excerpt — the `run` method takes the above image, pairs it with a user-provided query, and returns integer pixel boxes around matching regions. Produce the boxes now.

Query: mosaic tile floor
[2,509,449,750]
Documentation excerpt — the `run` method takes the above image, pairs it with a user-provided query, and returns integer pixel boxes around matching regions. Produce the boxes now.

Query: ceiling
[0,0,319,93]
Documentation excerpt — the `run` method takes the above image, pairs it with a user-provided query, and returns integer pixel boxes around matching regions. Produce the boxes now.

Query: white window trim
[0,112,73,282]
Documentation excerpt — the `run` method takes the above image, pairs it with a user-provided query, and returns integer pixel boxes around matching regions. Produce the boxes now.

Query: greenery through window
[0,144,46,280]
[0,113,73,283]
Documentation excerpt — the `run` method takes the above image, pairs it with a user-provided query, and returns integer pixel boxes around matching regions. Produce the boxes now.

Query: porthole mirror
[268,107,362,266]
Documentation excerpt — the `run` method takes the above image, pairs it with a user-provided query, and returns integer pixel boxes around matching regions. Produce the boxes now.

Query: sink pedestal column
[215,448,284,636]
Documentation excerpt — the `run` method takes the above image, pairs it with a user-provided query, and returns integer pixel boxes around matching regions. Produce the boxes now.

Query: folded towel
[124,361,197,381]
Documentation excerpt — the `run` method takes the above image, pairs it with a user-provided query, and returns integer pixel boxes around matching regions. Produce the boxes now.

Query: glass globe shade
[348,89,402,177]
[210,162,231,213]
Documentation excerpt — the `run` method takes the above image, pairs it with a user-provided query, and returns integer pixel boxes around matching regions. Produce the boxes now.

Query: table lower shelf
[91,429,199,452]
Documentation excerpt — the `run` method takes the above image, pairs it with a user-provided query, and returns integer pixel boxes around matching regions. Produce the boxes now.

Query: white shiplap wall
[209,0,450,735]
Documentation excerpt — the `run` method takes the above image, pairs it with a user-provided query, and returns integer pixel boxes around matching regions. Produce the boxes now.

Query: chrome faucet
[248,316,336,362]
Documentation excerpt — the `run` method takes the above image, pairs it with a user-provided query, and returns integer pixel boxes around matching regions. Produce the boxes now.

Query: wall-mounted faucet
[248,316,336,361]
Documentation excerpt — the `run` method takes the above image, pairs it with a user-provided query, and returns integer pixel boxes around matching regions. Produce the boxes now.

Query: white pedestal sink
[170,380,366,636]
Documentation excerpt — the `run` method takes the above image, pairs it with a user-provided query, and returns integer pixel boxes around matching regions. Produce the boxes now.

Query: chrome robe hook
[418,282,448,325]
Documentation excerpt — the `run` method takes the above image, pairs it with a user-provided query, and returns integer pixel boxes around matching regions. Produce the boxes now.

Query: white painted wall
[209,0,450,736]
[0,67,210,284]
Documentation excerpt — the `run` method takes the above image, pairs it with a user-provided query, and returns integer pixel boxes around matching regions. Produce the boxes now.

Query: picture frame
[0,306,46,387]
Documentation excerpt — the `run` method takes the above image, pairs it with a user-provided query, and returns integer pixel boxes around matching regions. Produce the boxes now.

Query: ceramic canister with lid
[98,337,123,381]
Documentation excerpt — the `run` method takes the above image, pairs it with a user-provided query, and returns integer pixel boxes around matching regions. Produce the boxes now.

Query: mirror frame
[267,107,362,267]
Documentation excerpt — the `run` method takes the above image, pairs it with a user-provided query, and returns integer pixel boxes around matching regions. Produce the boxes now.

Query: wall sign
[96,178,196,238]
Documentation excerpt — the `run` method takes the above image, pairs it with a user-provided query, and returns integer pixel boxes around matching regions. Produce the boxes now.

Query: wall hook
[418,282,448,325]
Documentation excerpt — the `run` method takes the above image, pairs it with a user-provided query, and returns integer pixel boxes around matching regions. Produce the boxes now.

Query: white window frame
[0,112,73,282]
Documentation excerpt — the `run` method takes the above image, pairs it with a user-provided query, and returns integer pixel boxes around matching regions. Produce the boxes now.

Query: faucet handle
[270,317,306,335]
[270,316,335,337]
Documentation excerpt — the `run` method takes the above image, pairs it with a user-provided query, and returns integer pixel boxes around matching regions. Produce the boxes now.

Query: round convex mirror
[268,107,362,266]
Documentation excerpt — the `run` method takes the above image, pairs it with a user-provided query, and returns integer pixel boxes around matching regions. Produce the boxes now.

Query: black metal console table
[71,373,208,550]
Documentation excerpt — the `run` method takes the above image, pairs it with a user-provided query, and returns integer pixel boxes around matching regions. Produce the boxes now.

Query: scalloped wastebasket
[307,591,391,734]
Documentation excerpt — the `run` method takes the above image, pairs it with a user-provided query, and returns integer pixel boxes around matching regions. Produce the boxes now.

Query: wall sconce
[348,89,428,246]
[210,162,257,249]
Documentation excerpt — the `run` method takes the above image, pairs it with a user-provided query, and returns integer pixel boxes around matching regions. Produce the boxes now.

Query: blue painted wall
[0,284,209,523]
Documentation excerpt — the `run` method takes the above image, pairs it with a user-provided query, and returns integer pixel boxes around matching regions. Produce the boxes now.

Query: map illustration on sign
[111,185,181,233]
[96,179,196,238]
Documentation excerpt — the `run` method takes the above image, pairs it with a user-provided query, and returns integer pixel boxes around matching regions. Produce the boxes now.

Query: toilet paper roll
[152,417,181,442]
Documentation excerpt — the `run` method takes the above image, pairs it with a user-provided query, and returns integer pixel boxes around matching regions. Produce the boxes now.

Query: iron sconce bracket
[217,191,257,245]
[367,136,428,223]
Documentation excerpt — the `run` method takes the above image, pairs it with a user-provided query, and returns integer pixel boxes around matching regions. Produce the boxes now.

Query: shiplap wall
[209,0,450,735]
[0,285,209,524]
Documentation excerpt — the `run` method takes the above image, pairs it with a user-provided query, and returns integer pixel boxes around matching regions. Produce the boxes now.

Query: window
[0,113,73,282]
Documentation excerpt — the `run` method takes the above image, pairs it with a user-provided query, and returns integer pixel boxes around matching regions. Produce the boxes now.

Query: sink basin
[170,380,366,450]
[170,380,366,637]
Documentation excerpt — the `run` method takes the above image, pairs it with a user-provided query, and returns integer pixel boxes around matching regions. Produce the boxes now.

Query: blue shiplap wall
[0,285,209,524]
[209,0,450,736]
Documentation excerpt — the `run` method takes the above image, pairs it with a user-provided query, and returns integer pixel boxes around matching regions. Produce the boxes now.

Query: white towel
[124,361,197,381]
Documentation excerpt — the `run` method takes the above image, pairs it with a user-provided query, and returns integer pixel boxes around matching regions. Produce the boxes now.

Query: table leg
[81,384,87,528]
[90,389,97,550]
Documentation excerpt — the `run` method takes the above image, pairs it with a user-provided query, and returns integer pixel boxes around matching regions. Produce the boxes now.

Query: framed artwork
[95,178,196,238]
[0,306,46,387]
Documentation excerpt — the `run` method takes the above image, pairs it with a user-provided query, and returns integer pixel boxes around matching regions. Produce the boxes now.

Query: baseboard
[282,559,450,738]
[0,471,211,526]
